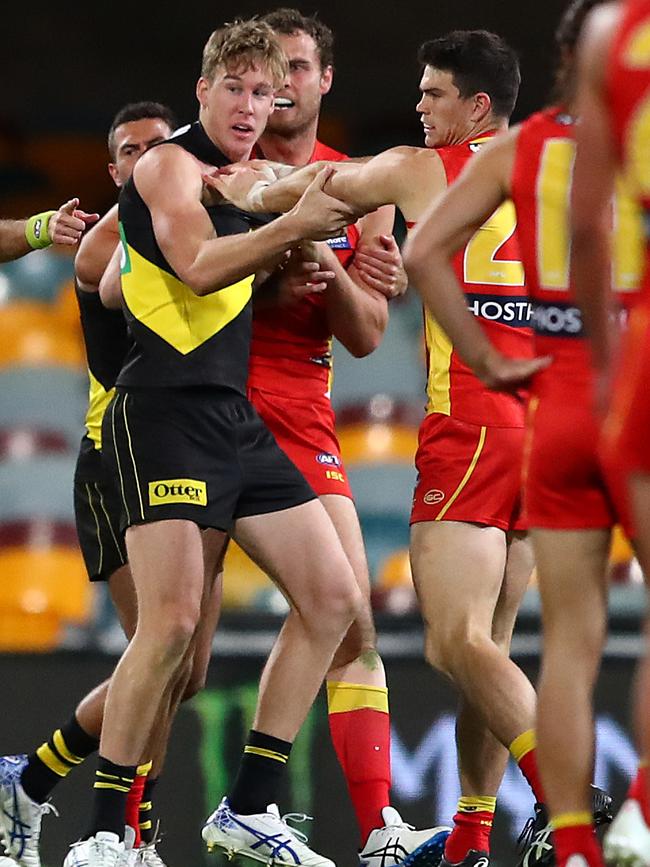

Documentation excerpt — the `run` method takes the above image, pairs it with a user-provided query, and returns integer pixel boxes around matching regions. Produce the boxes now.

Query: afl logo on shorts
[316,452,341,467]
[423,489,445,505]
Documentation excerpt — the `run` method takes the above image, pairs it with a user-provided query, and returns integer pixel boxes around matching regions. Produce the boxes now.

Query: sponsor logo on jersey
[326,233,352,250]
[316,452,341,467]
[148,478,207,506]
[466,294,532,328]
[532,301,583,338]
[423,489,445,505]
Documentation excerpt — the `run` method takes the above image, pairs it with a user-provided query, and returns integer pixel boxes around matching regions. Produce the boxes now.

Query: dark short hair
[418,30,521,120]
[553,0,610,100]
[107,102,177,160]
[556,0,607,51]
[262,7,334,69]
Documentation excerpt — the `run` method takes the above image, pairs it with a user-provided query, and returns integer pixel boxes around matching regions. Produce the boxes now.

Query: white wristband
[247,180,271,212]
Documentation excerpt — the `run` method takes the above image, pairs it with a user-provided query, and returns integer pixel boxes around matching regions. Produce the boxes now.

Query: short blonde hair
[202,19,288,88]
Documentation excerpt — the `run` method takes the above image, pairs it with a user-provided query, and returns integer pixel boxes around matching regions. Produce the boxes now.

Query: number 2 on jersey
[463,201,525,287]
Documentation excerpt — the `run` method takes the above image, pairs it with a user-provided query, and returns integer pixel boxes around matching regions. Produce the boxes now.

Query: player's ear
[472,92,492,123]
[320,65,333,96]
[196,77,210,109]
[108,163,119,185]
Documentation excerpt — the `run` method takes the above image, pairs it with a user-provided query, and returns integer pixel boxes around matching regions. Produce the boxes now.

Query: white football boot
[604,799,650,867]
[202,797,335,866]
[360,807,451,867]
[63,828,137,867]
[0,755,57,867]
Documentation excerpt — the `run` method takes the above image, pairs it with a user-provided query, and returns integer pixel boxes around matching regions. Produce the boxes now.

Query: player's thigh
[532,528,610,647]
[233,498,359,614]
[410,519,508,638]
[125,519,208,630]
[320,494,370,597]
[492,531,535,650]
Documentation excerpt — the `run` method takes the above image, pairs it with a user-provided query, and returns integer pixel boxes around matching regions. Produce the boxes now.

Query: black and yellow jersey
[76,286,130,450]
[117,121,261,392]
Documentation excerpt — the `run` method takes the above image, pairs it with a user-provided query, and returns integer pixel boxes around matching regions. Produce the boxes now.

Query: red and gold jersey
[607,0,650,301]
[248,139,360,398]
[412,135,532,428]
[511,107,641,392]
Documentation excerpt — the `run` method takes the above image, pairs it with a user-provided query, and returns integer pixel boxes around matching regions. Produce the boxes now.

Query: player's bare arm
[75,204,120,293]
[0,198,99,263]
[404,129,549,388]
[571,2,621,374]
[206,146,446,222]
[98,244,123,310]
[138,145,358,295]
[322,206,398,357]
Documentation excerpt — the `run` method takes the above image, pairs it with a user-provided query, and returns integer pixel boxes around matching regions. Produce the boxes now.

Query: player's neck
[460,116,507,145]
[258,125,318,167]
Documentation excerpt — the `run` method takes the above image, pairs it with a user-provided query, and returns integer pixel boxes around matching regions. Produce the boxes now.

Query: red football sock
[444,797,496,862]
[327,682,390,845]
[553,819,604,867]
[125,762,151,847]
[510,730,545,802]
[627,763,650,824]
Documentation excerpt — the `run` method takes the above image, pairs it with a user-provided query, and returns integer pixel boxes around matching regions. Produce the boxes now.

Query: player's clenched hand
[202,166,271,210]
[49,198,100,246]
[354,234,407,299]
[276,247,335,305]
[288,167,359,242]
[475,347,552,391]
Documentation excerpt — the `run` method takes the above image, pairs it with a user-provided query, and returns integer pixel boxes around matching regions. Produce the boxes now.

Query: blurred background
[0,1,645,865]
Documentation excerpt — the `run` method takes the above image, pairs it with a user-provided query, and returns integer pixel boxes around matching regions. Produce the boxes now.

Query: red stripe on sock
[125,773,147,847]
[628,766,650,825]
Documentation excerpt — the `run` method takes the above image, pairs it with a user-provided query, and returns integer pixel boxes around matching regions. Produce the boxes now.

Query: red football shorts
[410,413,526,531]
[603,302,650,477]
[248,386,353,499]
[524,385,633,536]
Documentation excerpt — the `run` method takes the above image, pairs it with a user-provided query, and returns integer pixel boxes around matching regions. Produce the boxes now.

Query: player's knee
[153,603,202,663]
[308,574,362,638]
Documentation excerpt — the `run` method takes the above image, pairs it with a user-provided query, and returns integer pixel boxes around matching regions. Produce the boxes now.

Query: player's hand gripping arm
[322,206,403,357]
[137,146,358,296]
[204,148,417,217]
[571,5,621,377]
[404,132,550,389]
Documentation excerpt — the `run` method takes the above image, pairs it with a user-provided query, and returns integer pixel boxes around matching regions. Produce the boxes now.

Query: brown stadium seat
[0,302,85,368]
[0,543,92,650]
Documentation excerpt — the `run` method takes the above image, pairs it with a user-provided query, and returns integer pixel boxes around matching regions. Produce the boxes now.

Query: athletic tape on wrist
[247,181,271,212]
[25,211,56,250]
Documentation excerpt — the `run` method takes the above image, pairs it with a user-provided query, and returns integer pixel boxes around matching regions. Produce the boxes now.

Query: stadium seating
[0,303,85,368]
[0,366,87,451]
[0,249,74,305]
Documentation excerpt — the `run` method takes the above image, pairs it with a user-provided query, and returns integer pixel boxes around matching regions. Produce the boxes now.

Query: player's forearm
[188,213,306,296]
[406,247,492,372]
[0,220,32,263]
[322,246,387,357]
